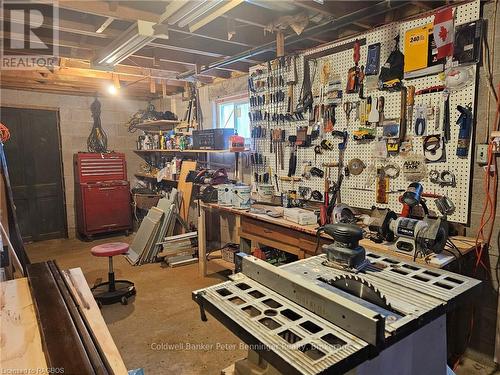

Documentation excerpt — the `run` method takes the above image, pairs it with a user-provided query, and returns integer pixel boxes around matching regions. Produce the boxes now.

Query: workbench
[0,268,128,373]
[197,202,478,276]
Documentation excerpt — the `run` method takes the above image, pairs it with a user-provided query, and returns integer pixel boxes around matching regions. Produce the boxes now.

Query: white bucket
[232,185,251,209]
[258,184,274,197]
[217,184,234,206]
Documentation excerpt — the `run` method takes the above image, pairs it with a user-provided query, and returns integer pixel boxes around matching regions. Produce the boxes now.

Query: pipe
[177,0,408,79]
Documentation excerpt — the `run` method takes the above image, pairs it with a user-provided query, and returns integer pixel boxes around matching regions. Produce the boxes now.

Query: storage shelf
[207,250,235,271]
[133,120,182,131]
[134,173,178,184]
[134,149,230,154]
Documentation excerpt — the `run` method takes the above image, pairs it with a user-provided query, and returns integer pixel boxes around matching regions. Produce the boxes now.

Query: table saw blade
[329,275,392,311]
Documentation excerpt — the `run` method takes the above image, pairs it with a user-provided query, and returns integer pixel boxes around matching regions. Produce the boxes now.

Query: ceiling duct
[177,0,408,79]
[177,0,225,28]
[92,20,168,69]
[163,0,243,32]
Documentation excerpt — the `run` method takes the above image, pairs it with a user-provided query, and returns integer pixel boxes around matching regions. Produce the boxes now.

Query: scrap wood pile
[157,232,198,267]
[126,189,197,266]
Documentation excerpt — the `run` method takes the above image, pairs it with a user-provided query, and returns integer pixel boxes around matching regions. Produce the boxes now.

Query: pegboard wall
[248,0,480,224]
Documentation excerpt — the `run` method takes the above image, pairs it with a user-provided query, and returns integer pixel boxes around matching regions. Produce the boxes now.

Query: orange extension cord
[474,82,500,275]
[453,82,500,372]
[0,122,10,143]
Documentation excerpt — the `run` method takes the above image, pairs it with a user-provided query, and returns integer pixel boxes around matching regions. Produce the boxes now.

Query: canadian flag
[433,7,454,59]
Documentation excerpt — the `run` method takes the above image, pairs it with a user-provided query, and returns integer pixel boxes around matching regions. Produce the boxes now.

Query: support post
[276,31,285,57]
[198,207,207,277]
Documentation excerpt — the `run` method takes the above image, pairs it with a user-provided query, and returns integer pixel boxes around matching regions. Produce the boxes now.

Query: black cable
[446,239,463,257]
[443,248,458,260]
[87,98,108,153]
[314,226,325,254]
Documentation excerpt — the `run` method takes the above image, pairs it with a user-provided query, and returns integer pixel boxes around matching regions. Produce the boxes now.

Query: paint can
[257,184,274,200]
[232,185,251,209]
[217,184,234,206]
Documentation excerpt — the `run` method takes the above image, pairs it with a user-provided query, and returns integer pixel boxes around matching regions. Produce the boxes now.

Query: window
[217,96,250,139]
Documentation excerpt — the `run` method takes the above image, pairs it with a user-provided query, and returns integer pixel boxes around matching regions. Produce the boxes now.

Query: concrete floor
[26,236,245,375]
[25,236,499,375]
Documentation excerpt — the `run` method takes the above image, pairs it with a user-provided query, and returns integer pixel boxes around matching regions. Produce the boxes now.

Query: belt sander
[193,223,480,375]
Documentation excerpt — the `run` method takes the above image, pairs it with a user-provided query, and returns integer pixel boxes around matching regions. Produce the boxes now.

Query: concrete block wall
[0,88,146,238]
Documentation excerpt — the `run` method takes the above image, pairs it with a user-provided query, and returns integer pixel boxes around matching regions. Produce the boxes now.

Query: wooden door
[1,107,66,241]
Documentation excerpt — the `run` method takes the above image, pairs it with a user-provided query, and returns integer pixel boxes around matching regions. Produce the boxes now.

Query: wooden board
[26,262,99,374]
[178,160,197,223]
[63,268,128,375]
[198,208,207,277]
[0,278,47,370]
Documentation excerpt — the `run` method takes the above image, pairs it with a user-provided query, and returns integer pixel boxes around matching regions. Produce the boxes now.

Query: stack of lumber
[157,232,198,267]
[126,189,182,265]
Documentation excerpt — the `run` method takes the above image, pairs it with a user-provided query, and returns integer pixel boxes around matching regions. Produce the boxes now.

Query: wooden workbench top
[200,202,478,268]
[201,202,320,235]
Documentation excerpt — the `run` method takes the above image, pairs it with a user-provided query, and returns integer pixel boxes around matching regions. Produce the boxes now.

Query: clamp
[310,167,325,178]
[429,170,456,187]
[383,163,400,179]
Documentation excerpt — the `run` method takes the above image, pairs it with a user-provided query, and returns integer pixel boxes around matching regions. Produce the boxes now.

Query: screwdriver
[407,85,415,134]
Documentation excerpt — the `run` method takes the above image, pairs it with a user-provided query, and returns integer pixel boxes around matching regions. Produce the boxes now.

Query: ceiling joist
[7,0,450,99]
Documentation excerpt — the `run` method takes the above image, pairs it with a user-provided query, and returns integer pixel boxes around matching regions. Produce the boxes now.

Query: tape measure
[347,158,366,175]
[423,135,445,162]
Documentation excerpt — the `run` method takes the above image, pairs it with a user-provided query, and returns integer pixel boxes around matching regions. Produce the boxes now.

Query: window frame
[215,93,250,138]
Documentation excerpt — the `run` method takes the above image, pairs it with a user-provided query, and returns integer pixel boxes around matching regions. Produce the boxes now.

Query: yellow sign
[404,23,432,73]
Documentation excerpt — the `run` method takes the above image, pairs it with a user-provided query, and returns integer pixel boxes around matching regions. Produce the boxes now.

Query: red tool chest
[74,153,132,239]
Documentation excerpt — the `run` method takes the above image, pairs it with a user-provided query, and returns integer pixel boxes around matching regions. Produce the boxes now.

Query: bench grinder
[371,183,449,257]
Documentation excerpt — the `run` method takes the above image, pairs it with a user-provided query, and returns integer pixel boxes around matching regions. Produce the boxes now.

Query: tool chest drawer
[81,182,131,232]
[74,152,127,183]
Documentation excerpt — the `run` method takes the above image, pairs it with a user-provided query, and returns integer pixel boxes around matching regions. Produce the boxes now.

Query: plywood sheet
[177,161,197,223]
[0,278,47,370]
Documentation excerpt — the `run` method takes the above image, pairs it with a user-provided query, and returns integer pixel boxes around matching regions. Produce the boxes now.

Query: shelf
[134,173,178,183]
[133,120,182,131]
[134,149,231,154]
[207,250,235,271]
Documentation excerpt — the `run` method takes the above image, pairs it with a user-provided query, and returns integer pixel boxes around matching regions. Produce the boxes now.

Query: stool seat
[91,242,129,257]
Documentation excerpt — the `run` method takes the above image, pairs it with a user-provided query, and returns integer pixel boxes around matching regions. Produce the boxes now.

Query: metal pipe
[177,0,407,79]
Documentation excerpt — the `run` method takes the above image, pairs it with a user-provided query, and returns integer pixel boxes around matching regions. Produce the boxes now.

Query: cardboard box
[284,208,317,225]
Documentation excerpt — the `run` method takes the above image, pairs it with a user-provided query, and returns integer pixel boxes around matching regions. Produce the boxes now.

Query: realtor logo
[1,1,59,70]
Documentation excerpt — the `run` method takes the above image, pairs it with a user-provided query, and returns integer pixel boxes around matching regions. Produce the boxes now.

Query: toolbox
[74,153,132,239]
[192,128,234,150]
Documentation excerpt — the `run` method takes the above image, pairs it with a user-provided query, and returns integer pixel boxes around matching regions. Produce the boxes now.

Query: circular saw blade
[330,275,392,311]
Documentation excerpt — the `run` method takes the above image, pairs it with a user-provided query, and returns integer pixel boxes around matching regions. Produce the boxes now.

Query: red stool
[90,242,136,306]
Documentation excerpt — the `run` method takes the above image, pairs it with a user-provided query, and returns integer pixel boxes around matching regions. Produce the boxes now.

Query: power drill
[456,104,473,157]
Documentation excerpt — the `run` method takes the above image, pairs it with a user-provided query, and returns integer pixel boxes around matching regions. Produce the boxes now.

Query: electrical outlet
[476,144,488,164]
[491,131,500,153]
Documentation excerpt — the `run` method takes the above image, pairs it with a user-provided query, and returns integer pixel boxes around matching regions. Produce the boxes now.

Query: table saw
[192,224,481,375]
